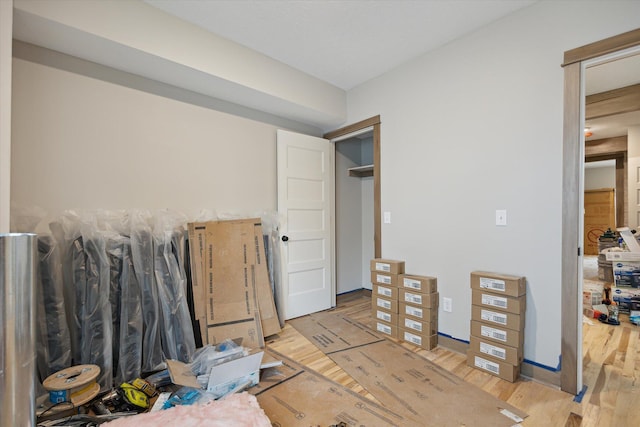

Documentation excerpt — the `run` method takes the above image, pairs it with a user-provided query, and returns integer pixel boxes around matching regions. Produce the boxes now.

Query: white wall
[10,52,304,217]
[0,0,12,232]
[629,126,640,229]
[335,139,364,293]
[584,164,615,191]
[346,1,640,368]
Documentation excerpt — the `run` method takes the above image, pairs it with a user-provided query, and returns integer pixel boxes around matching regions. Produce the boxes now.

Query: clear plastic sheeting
[35,235,72,379]
[131,211,165,372]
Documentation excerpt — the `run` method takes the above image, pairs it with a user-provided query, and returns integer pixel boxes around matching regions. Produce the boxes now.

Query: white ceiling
[144,0,640,139]
[144,0,538,90]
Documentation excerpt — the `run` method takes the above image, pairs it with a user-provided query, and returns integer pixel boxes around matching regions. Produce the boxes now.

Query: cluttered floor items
[584,227,640,326]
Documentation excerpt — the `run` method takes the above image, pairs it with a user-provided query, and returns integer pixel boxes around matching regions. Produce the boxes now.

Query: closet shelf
[348,164,374,177]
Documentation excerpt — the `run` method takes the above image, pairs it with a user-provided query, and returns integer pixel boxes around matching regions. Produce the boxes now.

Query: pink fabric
[104,392,271,427]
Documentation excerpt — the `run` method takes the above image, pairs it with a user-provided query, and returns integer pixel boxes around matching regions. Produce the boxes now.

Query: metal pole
[1,233,37,427]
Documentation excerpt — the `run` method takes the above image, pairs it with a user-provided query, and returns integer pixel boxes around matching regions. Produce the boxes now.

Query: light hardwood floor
[266,287,639,427]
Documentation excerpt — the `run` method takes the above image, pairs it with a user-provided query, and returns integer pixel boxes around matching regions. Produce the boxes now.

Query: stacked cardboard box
[467,271,526,383]
[370,259,405,339]
[397,274,438,350]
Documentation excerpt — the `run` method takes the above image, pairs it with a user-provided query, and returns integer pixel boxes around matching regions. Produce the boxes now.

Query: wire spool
[42,365,101,412]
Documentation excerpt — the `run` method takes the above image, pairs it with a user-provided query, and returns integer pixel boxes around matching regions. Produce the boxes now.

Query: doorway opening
[324,116,381,295]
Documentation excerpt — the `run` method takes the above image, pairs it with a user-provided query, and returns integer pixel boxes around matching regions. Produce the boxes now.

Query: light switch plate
[496,210,507,226]
[384,211,391,224]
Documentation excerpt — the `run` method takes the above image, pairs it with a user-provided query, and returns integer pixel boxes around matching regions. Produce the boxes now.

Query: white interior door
[277,129,335,319]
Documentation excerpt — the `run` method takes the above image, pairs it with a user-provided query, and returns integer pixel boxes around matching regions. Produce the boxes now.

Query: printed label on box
[377,286,392,297]
[405,305,423,318]
[481,309,507,325]
[479,342,507,360]
[377,310,391,322]
[480,277,506,292]
[404,278,421,290]
[474,355,500,374]
[376,274,392,285]
[405,292,422,304]
[404,318,422,332]
[376,322,391,335]
[377,298,391,310]
[404,331,422,345]
[480,325,507,342]
[481,294,508,309]
[375,262,391,272]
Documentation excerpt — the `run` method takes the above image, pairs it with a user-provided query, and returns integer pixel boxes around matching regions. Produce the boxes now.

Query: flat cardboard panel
[370,258,405,274]
[370,271,400,287]
[401,290,439,309]
[469,335,522,366]
[291,311,528,426]
[399,314,437,336]
[471,290,526,314]
[399,302,438,323]
[330,340,527,425]
[470,271,526,297]
[253,349,416,426]
[206,315,264,348]
[288,311,383,354]
[251,222,281,337]
[470,320,524,348]
[373,283,398,300]
[197,219,280,347]
[471,305,524,332]
[399,274,437,293]
[373,296,398,313]
[467,350,520,383]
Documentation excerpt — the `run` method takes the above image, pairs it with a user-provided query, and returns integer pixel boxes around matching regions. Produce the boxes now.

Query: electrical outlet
[443,297,452,313]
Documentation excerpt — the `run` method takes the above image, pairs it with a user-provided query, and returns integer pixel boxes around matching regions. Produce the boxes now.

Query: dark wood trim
[586,84,640,120]
[373,123,381,258]
[585,136,627,157]
[324,115,382,259]
[616,156,626,227]
[323,115,381,140]
[561,62,581,395]
[563,28,640,66]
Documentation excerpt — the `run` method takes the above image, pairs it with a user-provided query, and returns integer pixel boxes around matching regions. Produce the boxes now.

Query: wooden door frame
[561,28,640,395]
[324,115,381,258]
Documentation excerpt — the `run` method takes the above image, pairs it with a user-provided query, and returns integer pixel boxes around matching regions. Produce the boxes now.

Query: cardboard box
[399,314,437,336]
[373,283,398,300]
[583,290,604,307]
[605,251,640,262]
[467,351,520,382]
[612,286,640,313]
[375,320,398,338]
[373,296,398,313]
[611,260,640,288]
[471,290,525,315]
[471,305,524,331]
[401,291,439,309]
[399,274,437,293]
[370,271,400,287]
[400,329,438,351]
[399,302,438,323]
[470,271,526,297]
[373,308,398,325]
[469,336,522,366]
[470,320,523,349]
[370,258,405,274]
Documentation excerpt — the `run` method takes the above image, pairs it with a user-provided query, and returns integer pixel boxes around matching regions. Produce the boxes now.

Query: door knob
[282,235,289,242]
